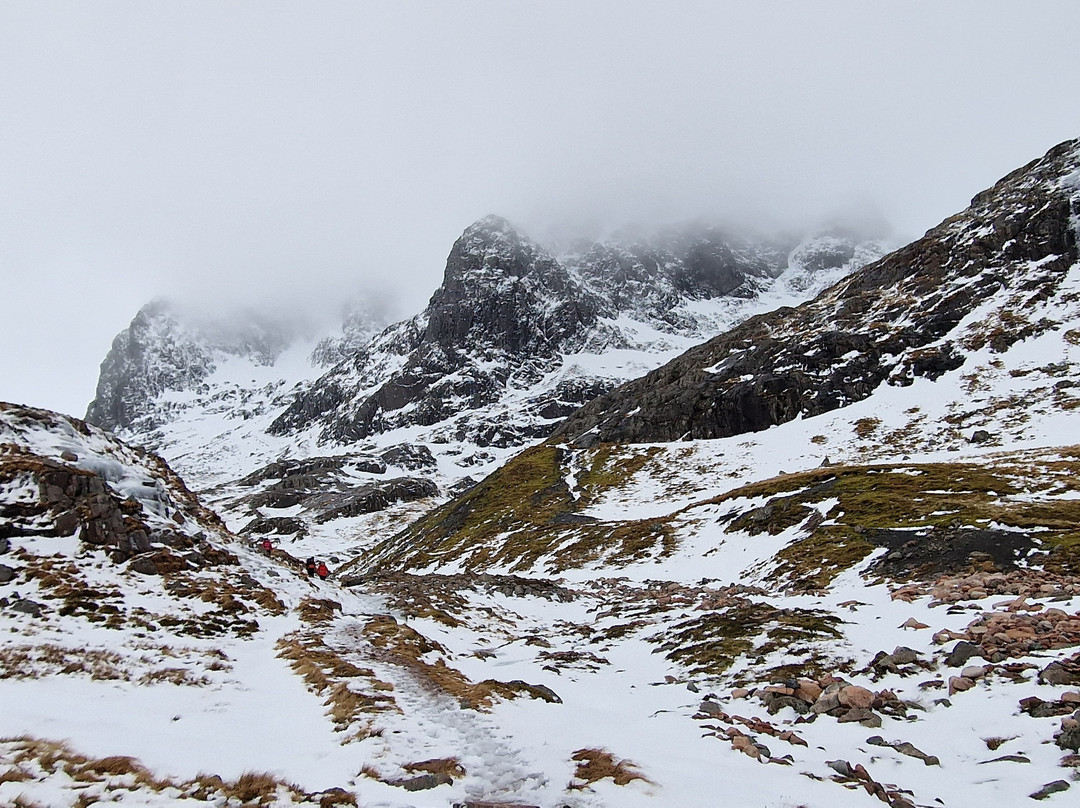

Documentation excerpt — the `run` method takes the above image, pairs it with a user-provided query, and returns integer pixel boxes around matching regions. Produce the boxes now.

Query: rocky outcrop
[552,138,1080,446]
[1,402,234,570]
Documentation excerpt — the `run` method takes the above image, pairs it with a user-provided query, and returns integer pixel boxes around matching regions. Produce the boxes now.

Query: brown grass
[298,597,342,625]
[402,757,466,778]
[276,633,398,735]
[569,748,651,788]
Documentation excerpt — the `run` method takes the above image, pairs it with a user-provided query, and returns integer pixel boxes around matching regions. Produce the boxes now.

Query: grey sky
[3,1,1079,418]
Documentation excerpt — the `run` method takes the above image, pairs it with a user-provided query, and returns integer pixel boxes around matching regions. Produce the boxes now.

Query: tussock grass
[569,748,651,788]
[402,757,466,778]
[0,735,357,805]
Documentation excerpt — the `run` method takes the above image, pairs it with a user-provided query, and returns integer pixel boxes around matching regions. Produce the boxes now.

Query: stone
[948,676,975,695]
[730,688,751,699]
[10,598,44,618]
[0,564,15,584]
[961,665,989,680]
[128,555,159,575]
[698,700,726,718]
[0,537,8,554]
[60,450,79,462]
[837,707,875,724]
[890,646,920,665]
[838,686,875,709]
[1030,780,1070,800]
[812,692,842,714]
[763,693,810,715]
[945,640,982,667]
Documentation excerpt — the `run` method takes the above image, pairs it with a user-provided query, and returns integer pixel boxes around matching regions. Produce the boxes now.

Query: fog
[3,1,1080,417]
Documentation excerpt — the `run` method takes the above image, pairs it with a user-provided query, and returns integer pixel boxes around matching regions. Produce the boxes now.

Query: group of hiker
[255,538,330,580]
[305,556,330,580]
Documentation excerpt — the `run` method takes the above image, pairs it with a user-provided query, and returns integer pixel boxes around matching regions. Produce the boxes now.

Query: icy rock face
[85,301,296,433]
[553,138,1080,446]
[0,402,233,567]
[269,216,847,446]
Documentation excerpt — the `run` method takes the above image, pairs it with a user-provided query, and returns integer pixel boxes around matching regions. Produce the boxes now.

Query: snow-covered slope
[6,139,1080,807]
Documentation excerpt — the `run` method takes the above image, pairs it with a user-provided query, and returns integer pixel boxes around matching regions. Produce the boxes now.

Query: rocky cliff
[269,215,879,447]
[552,138,1080,446]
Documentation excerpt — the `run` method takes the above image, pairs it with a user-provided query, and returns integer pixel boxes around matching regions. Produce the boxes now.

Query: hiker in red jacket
[316,561,329,580]
[260,538,272,555]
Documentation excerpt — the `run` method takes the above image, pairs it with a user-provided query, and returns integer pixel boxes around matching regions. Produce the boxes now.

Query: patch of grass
[569,748,651,788]
[402,758,466,778]
[362,615,559,710]
[854,417,882,438]
[370,443,679,574]
[650,603,842,677]
[276,633,397,735]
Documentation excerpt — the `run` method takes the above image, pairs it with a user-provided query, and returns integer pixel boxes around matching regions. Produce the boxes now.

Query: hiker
[305,557,317,577]
[261,538,273,555]
[316,561,329,580]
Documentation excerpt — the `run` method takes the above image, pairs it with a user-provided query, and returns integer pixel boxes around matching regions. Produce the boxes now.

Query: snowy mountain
[82,217,884,549]
[4,140,1080,807]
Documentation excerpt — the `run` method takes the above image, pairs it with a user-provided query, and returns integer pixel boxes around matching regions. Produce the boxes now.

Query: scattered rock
[0,564,15,584]
[969,429,993,444]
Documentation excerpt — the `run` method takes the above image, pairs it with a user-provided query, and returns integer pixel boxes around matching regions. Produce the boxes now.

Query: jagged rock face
[553,138,1080,446]
[85,301,295,433]
[269,216,831,445]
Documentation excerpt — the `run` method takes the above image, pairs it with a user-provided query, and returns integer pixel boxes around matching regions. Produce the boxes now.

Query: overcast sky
[3,1,1080,418]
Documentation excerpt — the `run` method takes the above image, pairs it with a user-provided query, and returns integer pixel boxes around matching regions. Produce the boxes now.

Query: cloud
[2,1,1079,416]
